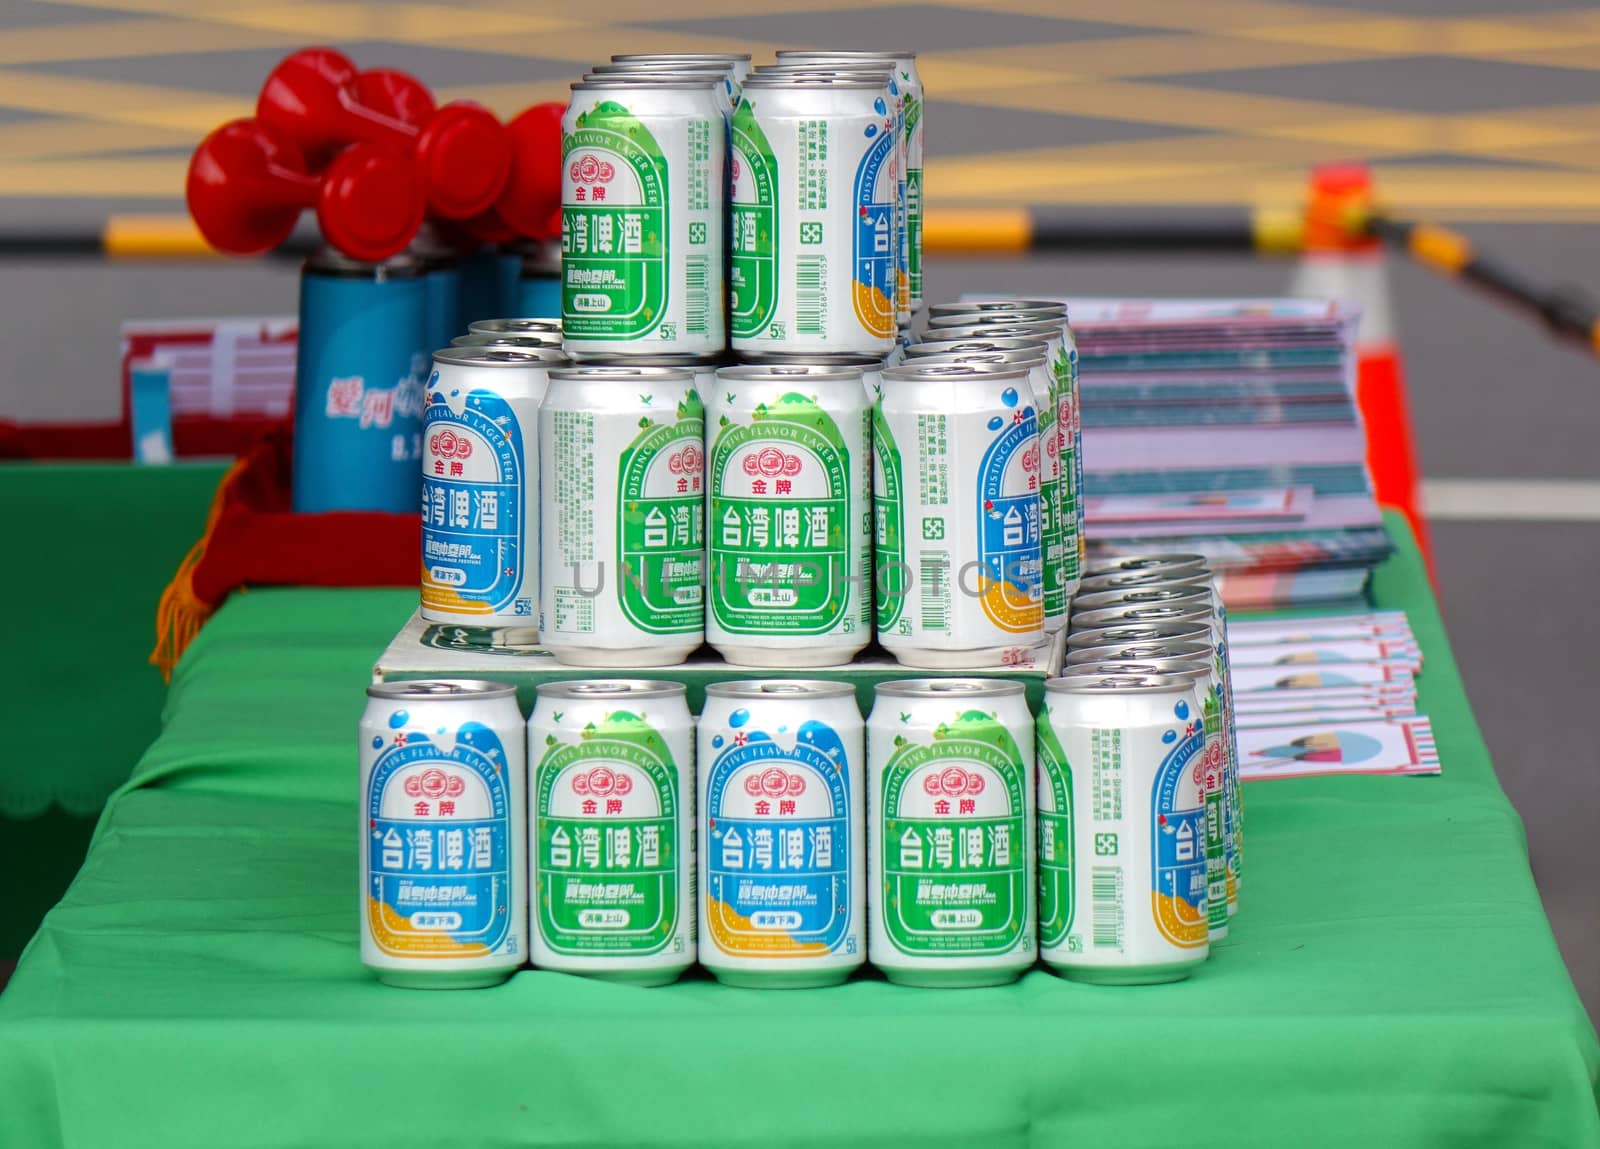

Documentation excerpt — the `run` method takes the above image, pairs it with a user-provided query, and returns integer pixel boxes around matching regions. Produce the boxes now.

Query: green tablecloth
[2,516,1596,1147]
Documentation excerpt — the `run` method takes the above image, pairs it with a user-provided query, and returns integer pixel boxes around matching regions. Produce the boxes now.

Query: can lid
[755,65,894,80]
[876,678,1025,699]
[574,76,717,90]
[706,679,857,700]
[1065,641,1213,665]
[468,317,562,335]
[432,346,563,367]
[582,72,726,86]
[538,679,687,700]
[741,74,887,90]
[1082,552,1208,577]
[919,322,1062,341]
[1047,673,1195,695]
[904,349,1045,369]
[738,352,887,368]
[1071,585,1213,611]
[548,365,697,382]
[577,354,716,369]
[928,299,1067,318]
[591,62,734,73]
[1076,566,1211,593]
[1064,623,1214,649]
[303,247,424,279]
[449,333,563,350]
[367,679,517,701]
[926,313,1063,332]
[881,362,1032,382]
[1065,659,1210,682]
[1071,603,1214,628]
[905,338,1049,358]
[715,363,863,383]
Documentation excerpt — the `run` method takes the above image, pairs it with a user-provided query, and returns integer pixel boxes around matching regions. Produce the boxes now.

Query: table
[2,515,1596,1148]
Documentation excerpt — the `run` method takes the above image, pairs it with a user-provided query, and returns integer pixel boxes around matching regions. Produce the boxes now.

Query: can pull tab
[758,682,810,694]
[568,683,633,695]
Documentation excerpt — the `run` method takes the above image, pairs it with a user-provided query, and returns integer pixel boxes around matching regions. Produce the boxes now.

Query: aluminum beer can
[875,362,1045,667]
[758,61,907,328]
[731,75,898,355]
[739,349,887,405]
[469,317,563,338]
[561,77,725,359]
[899,346,1065,634]
[294,249,428,513]
[528,679,695,984]
[868,678,1036,986]
[1062,658,1229,941]
[699,680,865,987]
[541,365,705,666]
[1082,551,1206,579]
[360,679,527,988]
[1072,584,1213,615]
[580,353,719,396]
[451,332,563,350]
[777,51,923,310]
[708,364,871,666]
[1064,621,1213,652]
[586,65,739,121]
[1037,672,1209,983]
[1070,602,1214,632]
[1064,639,1213,668]
[613,51,752,86]
[926,299,1064,321]
[421,347,563,626]
[1076,560,1209,594]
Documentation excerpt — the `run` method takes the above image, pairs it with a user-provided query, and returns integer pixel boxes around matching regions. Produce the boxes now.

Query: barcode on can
[1091,865,1124,950]
[684,256,709,336]
[919,551,949,632]
[795,255,826,335]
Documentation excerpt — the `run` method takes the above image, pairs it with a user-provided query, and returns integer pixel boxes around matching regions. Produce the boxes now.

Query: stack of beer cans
[364,550,1256,991]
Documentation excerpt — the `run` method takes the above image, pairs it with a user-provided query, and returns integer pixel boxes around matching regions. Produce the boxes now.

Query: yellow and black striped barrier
[922,206,1304,256]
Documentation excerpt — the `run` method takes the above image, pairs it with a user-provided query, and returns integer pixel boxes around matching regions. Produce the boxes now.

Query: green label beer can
[612,52,752,87]
[1038,672,1210,984]
[1061,657,1228,942]
[699,680,865,987]
[586,64,739,121]
[777,51,922,311]
[868,678,1036,986]
[900,343,1063,633]
[561,78,725,359]
[707,364,871,666]
[540,365,706,666]
[739,350,889,406]
[730,75,897,356]
[361,680,527,989]
[874,362,1045,668]
[529,680,695,985]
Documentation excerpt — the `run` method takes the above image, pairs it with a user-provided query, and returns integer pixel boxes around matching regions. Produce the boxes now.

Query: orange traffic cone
[1289,163,1431,568]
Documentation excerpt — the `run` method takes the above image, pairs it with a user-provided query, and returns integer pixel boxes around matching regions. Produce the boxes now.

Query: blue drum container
[293,250,428,513]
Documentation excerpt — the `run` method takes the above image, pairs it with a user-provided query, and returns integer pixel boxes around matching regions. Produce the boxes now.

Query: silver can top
[1083,552,1208,577]
[715,363,863,384]
[876,678,1026,700]
[1072,585,1213,612]
[367,679,517,701]
[905,338,1049,358]
[547,365,697,383]
[431,347,565,368]
[1064,659,1210,683]
[450,333,563,350]
[537,679,687,701]
[468,318,561,336]
[929,299,1067,318]
[906,348,1045,369]
[706,679,856,700]
[1065,623,1214,649]
[1047,673,1195,695]
[1065,641,1213,665]
[1071,603,1213,629]
[919,321,1062,341]
[741,74,886,91]
[613,52,751,64]
[573,76,717,91]
[739,351,887,369]
[881,362,1032,383]
[1077,566,1211,594]
[578,354,721,370]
